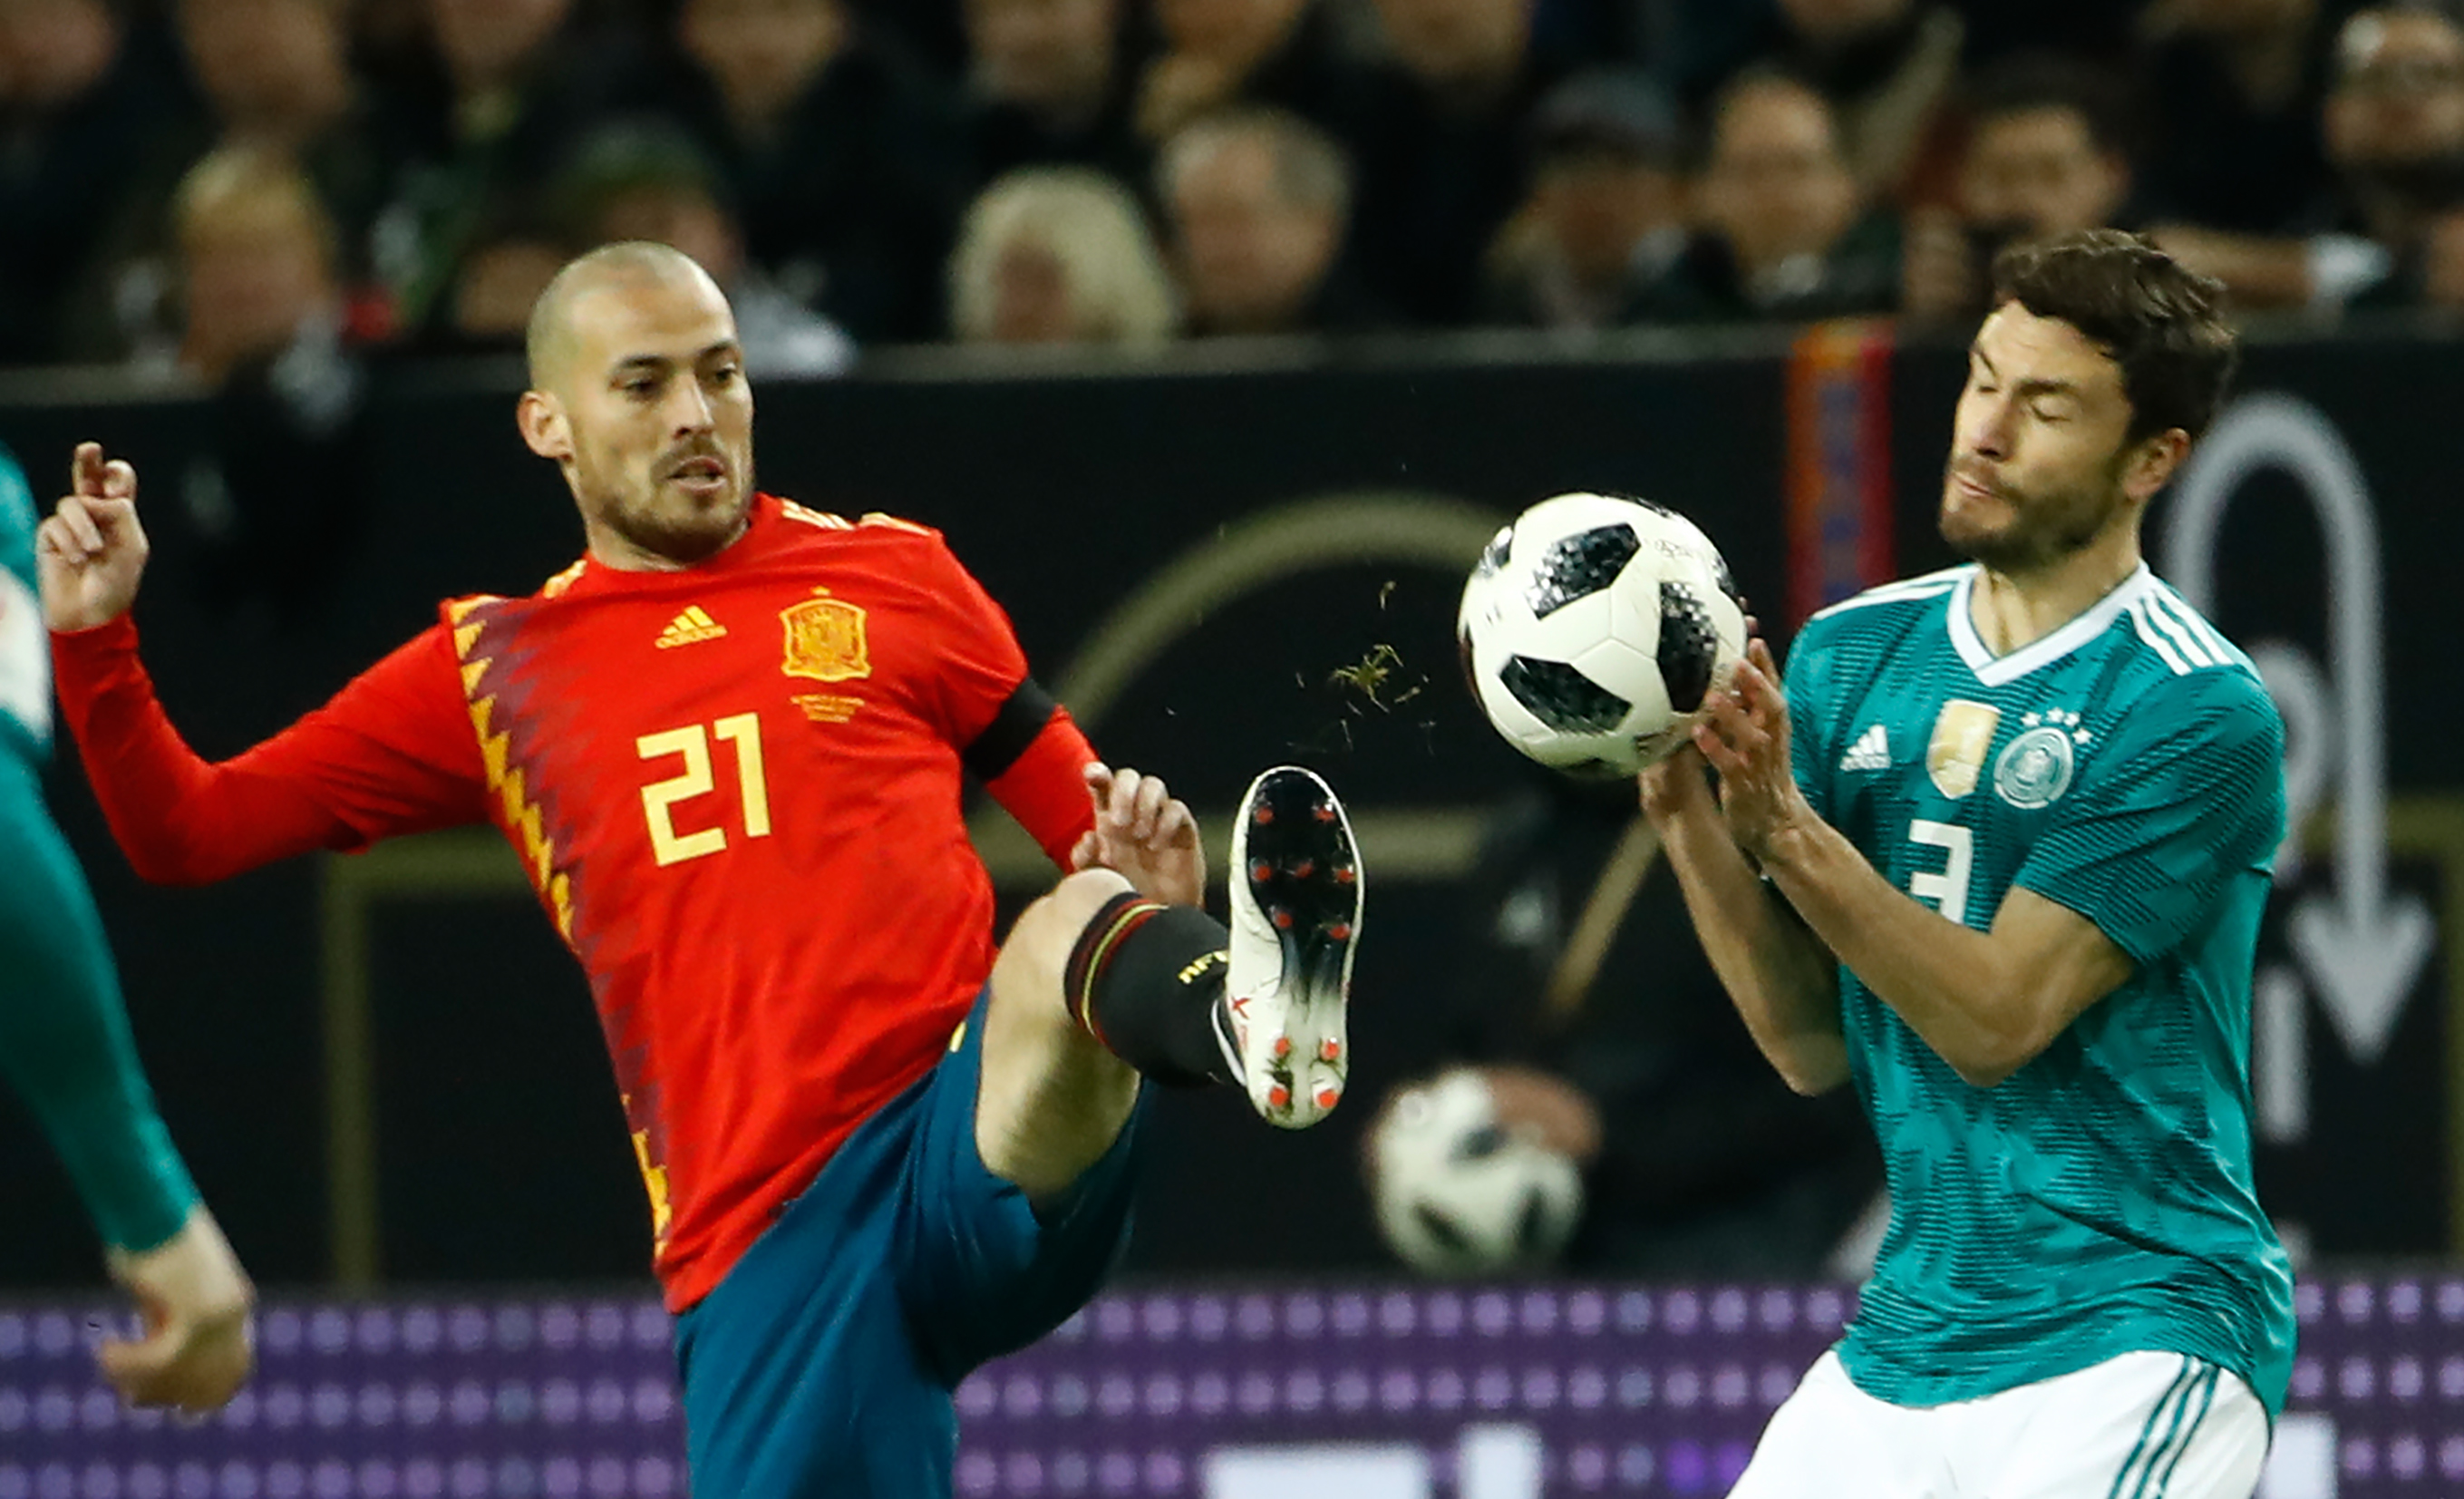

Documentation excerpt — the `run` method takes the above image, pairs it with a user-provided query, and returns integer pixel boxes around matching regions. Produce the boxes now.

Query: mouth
[665,455,729,499]
[1949,468,2004,505]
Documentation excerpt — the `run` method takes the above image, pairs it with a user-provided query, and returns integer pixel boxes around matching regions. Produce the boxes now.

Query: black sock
[1062,891,1237,1088]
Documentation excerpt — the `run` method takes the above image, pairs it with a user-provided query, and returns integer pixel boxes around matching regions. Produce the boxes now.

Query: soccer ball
[1457,492,1746,779]
[1369,1069,1585,1279]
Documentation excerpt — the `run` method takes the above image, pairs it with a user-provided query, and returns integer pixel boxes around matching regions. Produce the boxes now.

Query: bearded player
[1645,230,2291,1495]
[39,241,1363,1497]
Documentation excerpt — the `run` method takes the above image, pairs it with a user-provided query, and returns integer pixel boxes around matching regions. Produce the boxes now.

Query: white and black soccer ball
[1370,1069,1585,1279]
[1457,492,1748,779]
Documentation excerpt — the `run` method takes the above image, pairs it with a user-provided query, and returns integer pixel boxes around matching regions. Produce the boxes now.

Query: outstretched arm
[42,444,486,883]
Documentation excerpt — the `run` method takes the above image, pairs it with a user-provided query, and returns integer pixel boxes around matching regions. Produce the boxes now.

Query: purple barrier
[0,1277,2438,1496]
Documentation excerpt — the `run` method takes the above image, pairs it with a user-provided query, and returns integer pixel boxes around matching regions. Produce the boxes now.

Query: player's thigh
[897,976,1150,1382]
[1967,1352,2267,1499]
[975,868,1143,1200]
[675,1126,954,1498]
[1727,1351,1955,1499]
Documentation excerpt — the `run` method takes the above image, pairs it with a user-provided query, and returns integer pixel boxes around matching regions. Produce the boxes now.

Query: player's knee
[994,869,1135,1003]
[1028,868,1138,951]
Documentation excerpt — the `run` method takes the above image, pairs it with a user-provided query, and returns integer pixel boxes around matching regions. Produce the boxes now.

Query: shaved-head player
[40,241,1365,1496]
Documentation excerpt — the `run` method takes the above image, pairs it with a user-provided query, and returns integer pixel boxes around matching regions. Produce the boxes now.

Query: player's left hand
[1693,638,1814,862]
[97,1207,255,1415]
[1072,764,1205,908]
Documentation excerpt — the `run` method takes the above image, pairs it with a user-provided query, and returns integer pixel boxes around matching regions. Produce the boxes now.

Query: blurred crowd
[5,0,2464,384]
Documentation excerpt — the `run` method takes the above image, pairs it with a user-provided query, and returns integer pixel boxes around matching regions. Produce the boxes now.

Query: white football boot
[1217,765,1362,1128]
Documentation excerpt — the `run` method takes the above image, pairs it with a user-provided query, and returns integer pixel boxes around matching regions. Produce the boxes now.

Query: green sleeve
[2014,671,2286,966]
[1781,620,1838,827]
[0,757,199,1252]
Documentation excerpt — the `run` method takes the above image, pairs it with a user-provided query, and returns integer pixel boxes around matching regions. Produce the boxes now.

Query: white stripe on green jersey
[0,443,45,759]
[1786,561,2294,1417]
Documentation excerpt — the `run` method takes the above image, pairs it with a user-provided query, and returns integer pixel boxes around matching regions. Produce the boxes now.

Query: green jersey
[0,443,197,1252]
[0,442,44,763]
[1786,561,2294,1416]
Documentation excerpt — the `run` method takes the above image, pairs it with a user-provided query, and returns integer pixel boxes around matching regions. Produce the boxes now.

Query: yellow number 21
[636,712,771,867]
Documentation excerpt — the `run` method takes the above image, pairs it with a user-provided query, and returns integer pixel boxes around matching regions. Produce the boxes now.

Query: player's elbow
[1770,1036,1853,1096]
[122,839,234,888]
[1941,1026,2051,1089]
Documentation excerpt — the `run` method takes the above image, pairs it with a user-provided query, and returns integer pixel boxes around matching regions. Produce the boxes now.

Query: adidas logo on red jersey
[656,607,728,648]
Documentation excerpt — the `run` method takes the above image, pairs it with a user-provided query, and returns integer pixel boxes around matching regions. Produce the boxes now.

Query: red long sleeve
[51,615,489,885]
[985,707,1100,870]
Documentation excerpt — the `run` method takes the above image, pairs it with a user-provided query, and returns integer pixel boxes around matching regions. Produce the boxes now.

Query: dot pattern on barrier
[0,1279,2456,1495]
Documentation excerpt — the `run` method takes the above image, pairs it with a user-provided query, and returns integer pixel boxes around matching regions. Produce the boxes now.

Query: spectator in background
[161,146,367,621]
[949,167,1179,346]
[1768,0,1966,201]
[1367,774,1882,1279]
[2135,0,2342,236]
[0,0,184,364]
[2323,4,2464,308]
[668,0,967,344]
[165,148,349,385]
[1137,0,1373,146]
[964,0,1147,184]
[554,124,855,375]
[2161,5,2464,311]
[67,0,388,364]
[1902,56,2136,323]
[171,0,360,157]
[1349,0,1566,325]
[1483,68,1690,331]
[1156,106,1376,335]
[1643,68,1899,322]
[368,0,634,337]
[423,214,567,353]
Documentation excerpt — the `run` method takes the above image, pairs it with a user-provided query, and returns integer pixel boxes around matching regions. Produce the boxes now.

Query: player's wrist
[110,1207,253,1319]
[1751,799,1826,877]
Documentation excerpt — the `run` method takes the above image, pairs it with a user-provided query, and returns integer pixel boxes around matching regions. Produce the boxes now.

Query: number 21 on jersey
[637,713,771,866]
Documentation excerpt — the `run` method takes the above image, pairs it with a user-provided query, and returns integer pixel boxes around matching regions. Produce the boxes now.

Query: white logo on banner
[2165,394,2435,1138]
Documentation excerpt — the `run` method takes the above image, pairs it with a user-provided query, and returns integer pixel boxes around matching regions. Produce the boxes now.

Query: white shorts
[1727,1348,2269,1499]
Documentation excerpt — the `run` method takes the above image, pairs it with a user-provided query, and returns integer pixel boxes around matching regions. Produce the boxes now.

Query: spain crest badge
[780,590,871,683]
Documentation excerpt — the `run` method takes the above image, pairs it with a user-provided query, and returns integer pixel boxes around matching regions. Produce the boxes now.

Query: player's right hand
[97,1206,256,1415]
[37,443,150,633]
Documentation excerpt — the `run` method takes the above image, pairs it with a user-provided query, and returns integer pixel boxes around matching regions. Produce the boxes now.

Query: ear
[518,389,572,463]
[2121,427,2190,506]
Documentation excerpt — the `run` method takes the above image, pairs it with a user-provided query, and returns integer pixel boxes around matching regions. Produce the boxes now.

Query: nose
[665,376,715,438]
[1960,391,2014,463]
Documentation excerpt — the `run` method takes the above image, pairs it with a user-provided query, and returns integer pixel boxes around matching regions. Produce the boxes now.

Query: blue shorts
[674,987,1149,1497]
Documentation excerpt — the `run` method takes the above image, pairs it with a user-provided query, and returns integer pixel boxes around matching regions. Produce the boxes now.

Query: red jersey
[53,494,1099,1309]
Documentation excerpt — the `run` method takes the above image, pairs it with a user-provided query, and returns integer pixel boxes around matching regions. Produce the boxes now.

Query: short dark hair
[1991,229,2237,443]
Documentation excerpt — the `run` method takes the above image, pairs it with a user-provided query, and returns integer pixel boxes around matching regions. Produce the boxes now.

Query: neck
[1965,529,2142,656]
[583,514,752,573]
